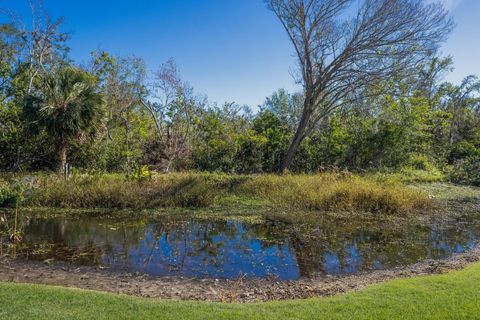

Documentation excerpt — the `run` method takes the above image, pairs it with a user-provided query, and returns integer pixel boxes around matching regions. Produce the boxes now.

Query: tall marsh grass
[239,173,431,214]
[23,172,431,214]
[28,173,223,209]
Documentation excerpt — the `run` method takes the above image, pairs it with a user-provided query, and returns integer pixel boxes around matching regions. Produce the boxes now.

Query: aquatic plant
[0,179,25,242]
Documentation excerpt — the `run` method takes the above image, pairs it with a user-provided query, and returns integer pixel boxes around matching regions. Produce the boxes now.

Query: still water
[2,213,480,280]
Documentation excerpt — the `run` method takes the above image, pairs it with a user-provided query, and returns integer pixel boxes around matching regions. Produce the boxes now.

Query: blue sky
[1,0,479,107]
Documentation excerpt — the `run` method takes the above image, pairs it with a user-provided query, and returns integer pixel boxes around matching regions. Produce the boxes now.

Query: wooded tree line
[0,1,478,182]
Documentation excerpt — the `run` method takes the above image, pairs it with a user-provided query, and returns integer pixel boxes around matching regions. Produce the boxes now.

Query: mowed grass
[2,263,480,320]
[23,172,430,214]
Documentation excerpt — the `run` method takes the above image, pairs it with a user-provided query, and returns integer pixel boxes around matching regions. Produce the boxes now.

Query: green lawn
[1,263,480,320]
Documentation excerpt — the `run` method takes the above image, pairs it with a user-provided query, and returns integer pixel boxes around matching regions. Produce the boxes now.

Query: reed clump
[28,173,220,209]
[23,172,431,214]
[238,173,431,214]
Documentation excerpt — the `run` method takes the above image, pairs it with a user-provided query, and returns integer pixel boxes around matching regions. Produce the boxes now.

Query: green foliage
[381,154,446,183]
[449,156,480,186]
[252,110,290,172]
[395,167,445,184]
[24,67,104,142]
[192,109,239,172]
[0,180,24,208]
[235,129,267,173]
[405,154,435,171]
[129,164,152,181]
[0,20,478,187]
[447,141,479,164]
[21,66,104,172]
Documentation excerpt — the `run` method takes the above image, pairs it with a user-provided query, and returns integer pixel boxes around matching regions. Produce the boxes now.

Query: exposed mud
[1,244,480,303]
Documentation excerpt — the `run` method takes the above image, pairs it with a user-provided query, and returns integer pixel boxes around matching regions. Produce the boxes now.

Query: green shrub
[406,154,435,171]
[449,156,480,186]
[448,142,479,164]
[129,164,152,182]
[395,167,445,183]
[369,154,445,184]
[0,180,24,208]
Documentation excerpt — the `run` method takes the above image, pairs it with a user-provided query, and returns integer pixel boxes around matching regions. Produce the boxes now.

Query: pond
[1,212,480,280]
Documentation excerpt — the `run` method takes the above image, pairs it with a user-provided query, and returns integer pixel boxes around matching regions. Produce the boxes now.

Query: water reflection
[1,214,479,280]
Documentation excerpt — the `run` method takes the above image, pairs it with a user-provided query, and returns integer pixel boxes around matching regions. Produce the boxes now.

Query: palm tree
[24,66,104,173]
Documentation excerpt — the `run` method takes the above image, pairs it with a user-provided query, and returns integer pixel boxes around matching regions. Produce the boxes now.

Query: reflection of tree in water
[14,217,146,267]
[31,218,247,273]
[144,220,246,273]
[9,213,480,279]
[256,215,480,277]
[31,242,103,266]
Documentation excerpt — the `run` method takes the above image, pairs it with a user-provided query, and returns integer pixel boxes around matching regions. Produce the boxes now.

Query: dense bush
[448,142,479,164]
[0,180,24,208]
[449,156,480,186]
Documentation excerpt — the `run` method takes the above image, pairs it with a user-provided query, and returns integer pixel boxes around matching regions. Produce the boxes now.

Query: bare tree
[416,56,453,101]
[266,0,454,172]
[141,59,204,172]
[1,0,69,94]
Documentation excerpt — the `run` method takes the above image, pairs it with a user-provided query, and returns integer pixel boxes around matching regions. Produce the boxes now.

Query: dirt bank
[1,244,480,303]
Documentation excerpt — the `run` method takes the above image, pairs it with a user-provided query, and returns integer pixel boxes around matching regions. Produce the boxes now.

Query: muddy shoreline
[1,244,480,303]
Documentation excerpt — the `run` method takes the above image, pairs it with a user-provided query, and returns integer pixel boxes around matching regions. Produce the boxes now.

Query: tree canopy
[0,1,478,185]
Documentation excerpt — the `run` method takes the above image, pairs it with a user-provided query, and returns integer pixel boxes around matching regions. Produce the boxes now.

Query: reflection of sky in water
[323,244,363,275]
[323,252,341,274]
[4,213,480,280]
[109,222,300,279]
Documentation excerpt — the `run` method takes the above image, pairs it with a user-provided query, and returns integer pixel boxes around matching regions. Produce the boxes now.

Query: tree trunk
[277,103,312,174]
[124,118,131,175]
[57,138,67,174]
